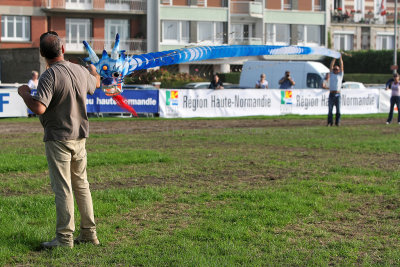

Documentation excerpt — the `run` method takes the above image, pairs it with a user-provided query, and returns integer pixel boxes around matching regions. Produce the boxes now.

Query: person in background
[255,73,268,89]
[386,73,400,124]
[327,55,344,126]
[209,74,224,89]
[279,70,295,89]
[385,75,395,90]
[17,31,101,249]
[28,70,39,89]
[322,73,330,89]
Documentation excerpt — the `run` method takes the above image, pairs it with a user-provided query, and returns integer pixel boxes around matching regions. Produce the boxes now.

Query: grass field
[0,115,399,266]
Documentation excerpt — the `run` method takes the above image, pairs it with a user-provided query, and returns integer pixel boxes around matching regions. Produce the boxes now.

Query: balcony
[63,38,147,54]
[331,10,386,25]
[230,1,263,18]
[161,0,227,7]
[42,0,146,13]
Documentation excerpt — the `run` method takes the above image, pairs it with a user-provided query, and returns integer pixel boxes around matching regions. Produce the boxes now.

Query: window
[334,0,343,10]
[266,24,290,45]
[65,0,92,10]
[307,73,322,88]
[231,23,255,43]
[198,21,223,44]
[105,19,129,50]
[1,16,30,41]
[376,34,394,50]
[197,22,220,43]
[162,20,189,44]
[105,19,129,41]
[307,25,321,45]
[333,33,354,50]
[282,0,292,10]
[66,18,91,51]
[105,0,129,11]
[297,25,321,46]
[354,0,364,13]
[313,0,322,11]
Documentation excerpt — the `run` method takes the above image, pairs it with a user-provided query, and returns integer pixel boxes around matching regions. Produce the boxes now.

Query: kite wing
[123,45,341,75]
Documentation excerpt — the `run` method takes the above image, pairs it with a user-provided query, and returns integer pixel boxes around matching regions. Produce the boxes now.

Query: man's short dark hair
[40,31,62,59]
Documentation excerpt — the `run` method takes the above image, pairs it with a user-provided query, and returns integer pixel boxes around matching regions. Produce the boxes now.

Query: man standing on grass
[327,55,344,126]
[17,31,101,249]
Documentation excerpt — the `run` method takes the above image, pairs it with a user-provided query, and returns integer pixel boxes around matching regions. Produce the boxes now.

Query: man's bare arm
[339,55,344,72]
[330,58,336,71]
[88,64,101,88]
[18,85,46,115]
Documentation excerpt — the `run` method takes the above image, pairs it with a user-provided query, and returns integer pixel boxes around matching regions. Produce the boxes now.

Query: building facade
[154,0,328,74]
[0,0,362,82]
[330,0,397,51]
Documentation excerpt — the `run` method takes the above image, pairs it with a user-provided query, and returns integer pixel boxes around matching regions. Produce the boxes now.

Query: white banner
[340,89,380,114]
[159,89,282,118]
[0,87,28,118]
[159,89,380,118]
[379,89,392,113]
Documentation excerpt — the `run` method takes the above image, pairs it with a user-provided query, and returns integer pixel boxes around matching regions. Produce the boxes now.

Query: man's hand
[18,85,46,115]
[18,85,31,97]
[87,64,101,88]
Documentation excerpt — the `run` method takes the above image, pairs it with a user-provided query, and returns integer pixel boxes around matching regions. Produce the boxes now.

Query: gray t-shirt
[329,71,344,92]
[33,60,97,141]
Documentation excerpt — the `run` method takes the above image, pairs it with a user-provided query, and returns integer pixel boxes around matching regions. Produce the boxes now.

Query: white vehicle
[239,61,330,89]
[342,81,366,89]
[181,82,232,89]
[182,82,210,89]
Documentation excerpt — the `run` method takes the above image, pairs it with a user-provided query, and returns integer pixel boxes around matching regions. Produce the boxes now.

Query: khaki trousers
[45,139,96,242]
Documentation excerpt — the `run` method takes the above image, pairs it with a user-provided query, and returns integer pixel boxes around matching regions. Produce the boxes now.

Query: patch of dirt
[0,117,389,135]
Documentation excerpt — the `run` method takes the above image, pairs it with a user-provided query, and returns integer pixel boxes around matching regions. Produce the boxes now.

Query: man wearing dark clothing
[209,74,224,89]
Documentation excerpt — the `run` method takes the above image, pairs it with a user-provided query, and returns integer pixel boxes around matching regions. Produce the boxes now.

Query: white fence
[159,88,391,118]
[0,85,394,118]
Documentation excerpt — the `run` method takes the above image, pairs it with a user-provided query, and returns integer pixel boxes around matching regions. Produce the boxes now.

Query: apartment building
[0,0,147,54]
[0,0,147,82]
[330,0,397,51]
[154,0,328,74]
[0,0,328,82]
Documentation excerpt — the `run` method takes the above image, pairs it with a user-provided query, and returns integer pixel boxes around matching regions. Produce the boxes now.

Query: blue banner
[29,89,159,114]
[87,89,159,113]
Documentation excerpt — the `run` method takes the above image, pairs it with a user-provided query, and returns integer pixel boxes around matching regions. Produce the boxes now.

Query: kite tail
[112,95,138,117]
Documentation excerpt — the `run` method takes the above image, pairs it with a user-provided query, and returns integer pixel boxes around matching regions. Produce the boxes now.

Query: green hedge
[219,72,241,84]
[343,73,391,84]
[322,50,398,74]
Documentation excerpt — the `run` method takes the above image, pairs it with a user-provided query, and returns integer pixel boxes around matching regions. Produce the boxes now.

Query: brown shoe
[41,238,73,249]
[74,234,100,245]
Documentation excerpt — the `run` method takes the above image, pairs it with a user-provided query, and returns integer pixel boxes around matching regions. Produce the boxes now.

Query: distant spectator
[386,73,400,124]
[28,70,39,89]
[327,55,344,126]
[322,73,330,89]
[386,76,395,90]
[279,70,295,89]
[255,73,268,89]
[209,74,224,89]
